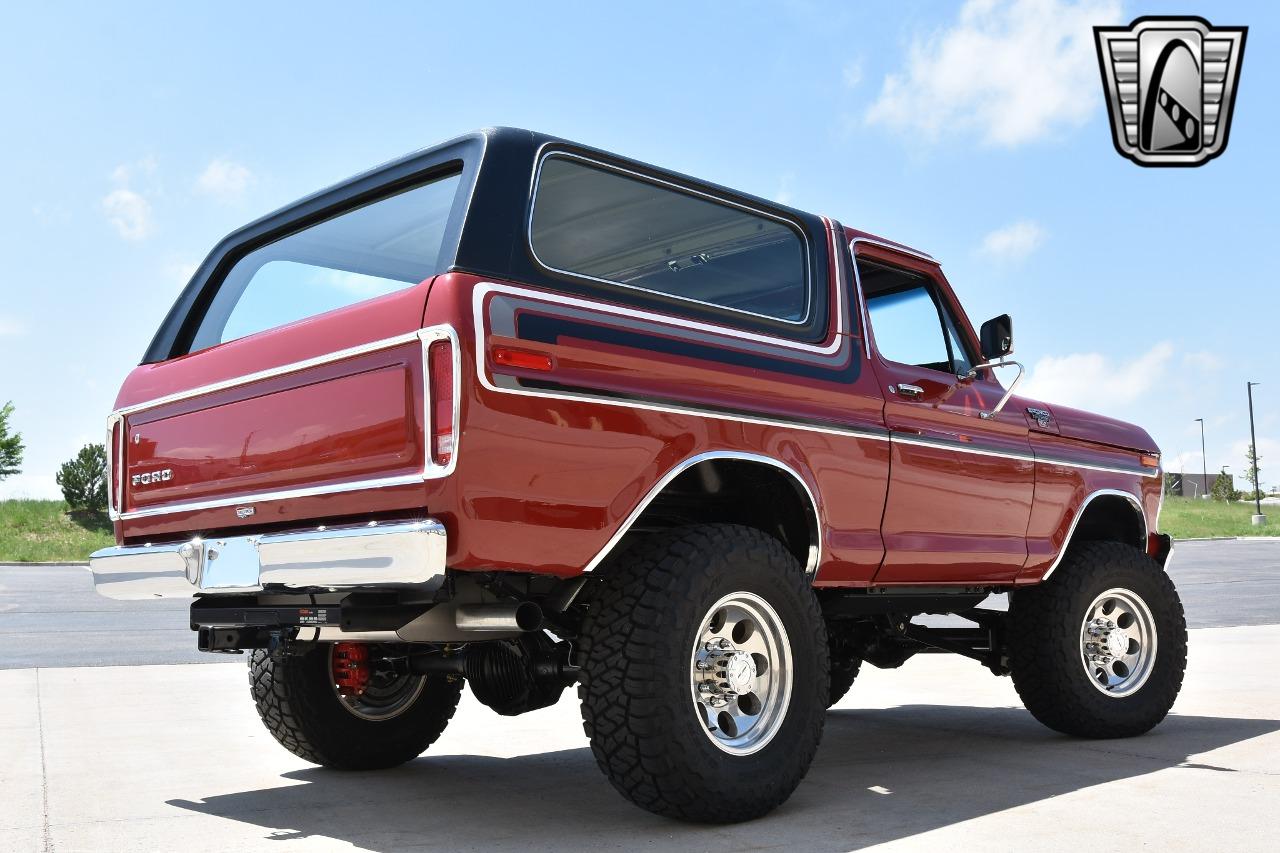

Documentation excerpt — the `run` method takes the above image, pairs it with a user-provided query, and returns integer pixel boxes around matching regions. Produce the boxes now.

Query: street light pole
[1247,382,1265,525]
[1195,417,1208,500]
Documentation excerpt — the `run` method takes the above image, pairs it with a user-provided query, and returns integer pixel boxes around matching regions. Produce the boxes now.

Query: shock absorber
[332,642,371,697]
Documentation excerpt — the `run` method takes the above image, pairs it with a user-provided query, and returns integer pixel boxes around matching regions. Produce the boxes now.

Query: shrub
[1210,471,1238,502]
[0,401,23,480]
[57,443,108,514]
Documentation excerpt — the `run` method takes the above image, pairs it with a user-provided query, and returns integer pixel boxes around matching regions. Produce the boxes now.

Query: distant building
[1166,472,1232,497]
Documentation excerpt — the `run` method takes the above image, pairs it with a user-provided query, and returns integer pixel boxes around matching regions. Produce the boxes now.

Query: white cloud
[1021,341,1175,412]
[111,155,158,186]
[978,220,1046,262]
[774,173,796,206]
[1183,350,1224,372]
[102,156,160,241]
[842,58,864,89]
[0,315,23,337]
[101,189,153,240]
[165,260,200,285]
[865,0,1122,147]
[196,157,254,201]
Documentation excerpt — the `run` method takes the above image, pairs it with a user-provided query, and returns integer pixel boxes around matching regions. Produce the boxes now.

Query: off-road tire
[1008,541,1186,738]
[578,524,829,823]
[249,643,463,769]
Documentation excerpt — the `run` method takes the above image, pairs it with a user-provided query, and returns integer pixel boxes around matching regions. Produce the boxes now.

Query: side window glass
[530,155,809,323]
[865,286,951,371]
[859,260,975,375]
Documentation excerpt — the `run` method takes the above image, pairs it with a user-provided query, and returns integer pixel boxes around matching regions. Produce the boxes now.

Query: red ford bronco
[91,128,1185,822]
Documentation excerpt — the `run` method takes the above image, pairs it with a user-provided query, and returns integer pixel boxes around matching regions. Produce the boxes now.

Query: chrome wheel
[328,644,427,721]
[1080,588,1158,698]
[690,592,793,755]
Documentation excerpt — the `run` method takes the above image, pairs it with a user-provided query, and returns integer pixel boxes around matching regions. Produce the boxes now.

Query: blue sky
[1,0,1275,499]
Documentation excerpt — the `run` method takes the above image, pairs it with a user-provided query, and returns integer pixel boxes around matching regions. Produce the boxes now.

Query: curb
[1174,537,1280,543]
[0,561,89,567]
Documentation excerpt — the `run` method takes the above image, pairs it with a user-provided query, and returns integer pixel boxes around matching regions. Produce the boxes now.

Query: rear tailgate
[109,285,454,539]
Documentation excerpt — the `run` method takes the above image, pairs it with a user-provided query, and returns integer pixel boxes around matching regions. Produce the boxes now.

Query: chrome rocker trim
[88,519,447,600]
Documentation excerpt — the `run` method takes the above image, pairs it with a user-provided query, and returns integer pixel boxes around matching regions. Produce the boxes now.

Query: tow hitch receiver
[332,643,371,696]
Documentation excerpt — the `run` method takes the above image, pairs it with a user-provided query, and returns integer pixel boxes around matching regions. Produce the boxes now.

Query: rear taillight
[428,339,455,466]
[106,415,122,516]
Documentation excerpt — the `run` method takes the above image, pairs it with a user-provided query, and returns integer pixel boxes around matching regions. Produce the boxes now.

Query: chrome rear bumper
[88,519,447,600]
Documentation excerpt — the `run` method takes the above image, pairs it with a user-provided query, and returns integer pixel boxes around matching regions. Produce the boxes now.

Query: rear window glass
[529,155,809,323]
[189,170,463,350]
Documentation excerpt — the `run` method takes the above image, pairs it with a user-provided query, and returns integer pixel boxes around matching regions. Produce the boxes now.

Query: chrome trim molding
[889,433,1159,478]
[473,282,1156,479]
[528,148,816,327]
[89,519,447,600]
[581,450,823,577]
[108,325,460,522]
[472,293,887,440]
[1041,489,1148,581]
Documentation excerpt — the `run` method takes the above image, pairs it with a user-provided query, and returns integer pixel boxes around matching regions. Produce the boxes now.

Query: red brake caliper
[332,642,371,697]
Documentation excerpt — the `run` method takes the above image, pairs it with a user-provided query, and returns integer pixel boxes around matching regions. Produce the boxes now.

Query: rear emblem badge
[131,468,172,486]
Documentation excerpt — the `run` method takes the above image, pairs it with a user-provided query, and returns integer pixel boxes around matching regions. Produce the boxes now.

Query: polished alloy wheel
[1079,587,1158,698]
[689,592,793,755]
[328,645,427,721]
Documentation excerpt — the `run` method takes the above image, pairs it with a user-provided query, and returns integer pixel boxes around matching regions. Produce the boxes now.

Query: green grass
[1159,496,1276,539]
[0,499,114,562]
[0,494,1268,562]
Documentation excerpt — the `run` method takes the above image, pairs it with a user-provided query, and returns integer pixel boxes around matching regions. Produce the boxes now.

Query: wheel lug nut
[718,638,732,650]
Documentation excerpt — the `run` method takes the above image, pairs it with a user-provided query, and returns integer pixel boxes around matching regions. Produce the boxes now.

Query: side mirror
[980,314,1014,360]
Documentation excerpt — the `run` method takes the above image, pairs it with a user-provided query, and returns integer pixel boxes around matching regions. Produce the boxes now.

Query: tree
[0,401,23,480]
[1211,469,1237,502]
[57,443,108,514]
[1244,445,1264,501]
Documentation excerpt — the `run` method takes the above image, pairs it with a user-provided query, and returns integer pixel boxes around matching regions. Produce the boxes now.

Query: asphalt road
[1,538,1277,669]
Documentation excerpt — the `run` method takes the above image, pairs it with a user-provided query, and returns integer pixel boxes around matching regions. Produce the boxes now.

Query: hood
[1013,395,1160,455]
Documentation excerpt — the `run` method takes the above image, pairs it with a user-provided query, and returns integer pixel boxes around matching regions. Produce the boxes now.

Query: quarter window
[529,155,809,323]
[189,170,463,351]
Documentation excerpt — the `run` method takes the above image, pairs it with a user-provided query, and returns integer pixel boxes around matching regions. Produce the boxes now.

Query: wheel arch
[1043,489,1148,580]
[583,451,821,577]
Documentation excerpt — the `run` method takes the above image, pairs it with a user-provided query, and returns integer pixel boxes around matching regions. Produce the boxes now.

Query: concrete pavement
[1,624,1278,852]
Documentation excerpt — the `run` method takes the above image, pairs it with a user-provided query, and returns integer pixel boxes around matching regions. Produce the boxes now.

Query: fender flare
[1041,488,1147,580]
[582,450,822,576]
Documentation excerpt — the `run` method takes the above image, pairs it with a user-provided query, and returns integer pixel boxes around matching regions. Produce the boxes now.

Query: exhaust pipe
[454,602,543,633]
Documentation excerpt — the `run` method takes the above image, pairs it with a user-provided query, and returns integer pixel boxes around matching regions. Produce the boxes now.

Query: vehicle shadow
[168,705,1279,852]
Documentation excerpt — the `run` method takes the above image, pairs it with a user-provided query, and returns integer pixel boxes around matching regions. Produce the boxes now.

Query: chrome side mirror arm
[961,359,1025,420]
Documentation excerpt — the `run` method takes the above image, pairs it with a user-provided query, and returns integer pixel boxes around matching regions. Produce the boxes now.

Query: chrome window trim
[527,148,816,328]
[487,210,846,358]
[581,450,823,577]
[1040,489,1148,580]
[107,324,460,522]
[848,236,940,361]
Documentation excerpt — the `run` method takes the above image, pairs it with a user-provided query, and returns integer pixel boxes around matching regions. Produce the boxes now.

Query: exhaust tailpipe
[454,602,543,633]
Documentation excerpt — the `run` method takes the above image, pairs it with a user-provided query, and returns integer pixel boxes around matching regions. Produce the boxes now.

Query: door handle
[894,383,925,398]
